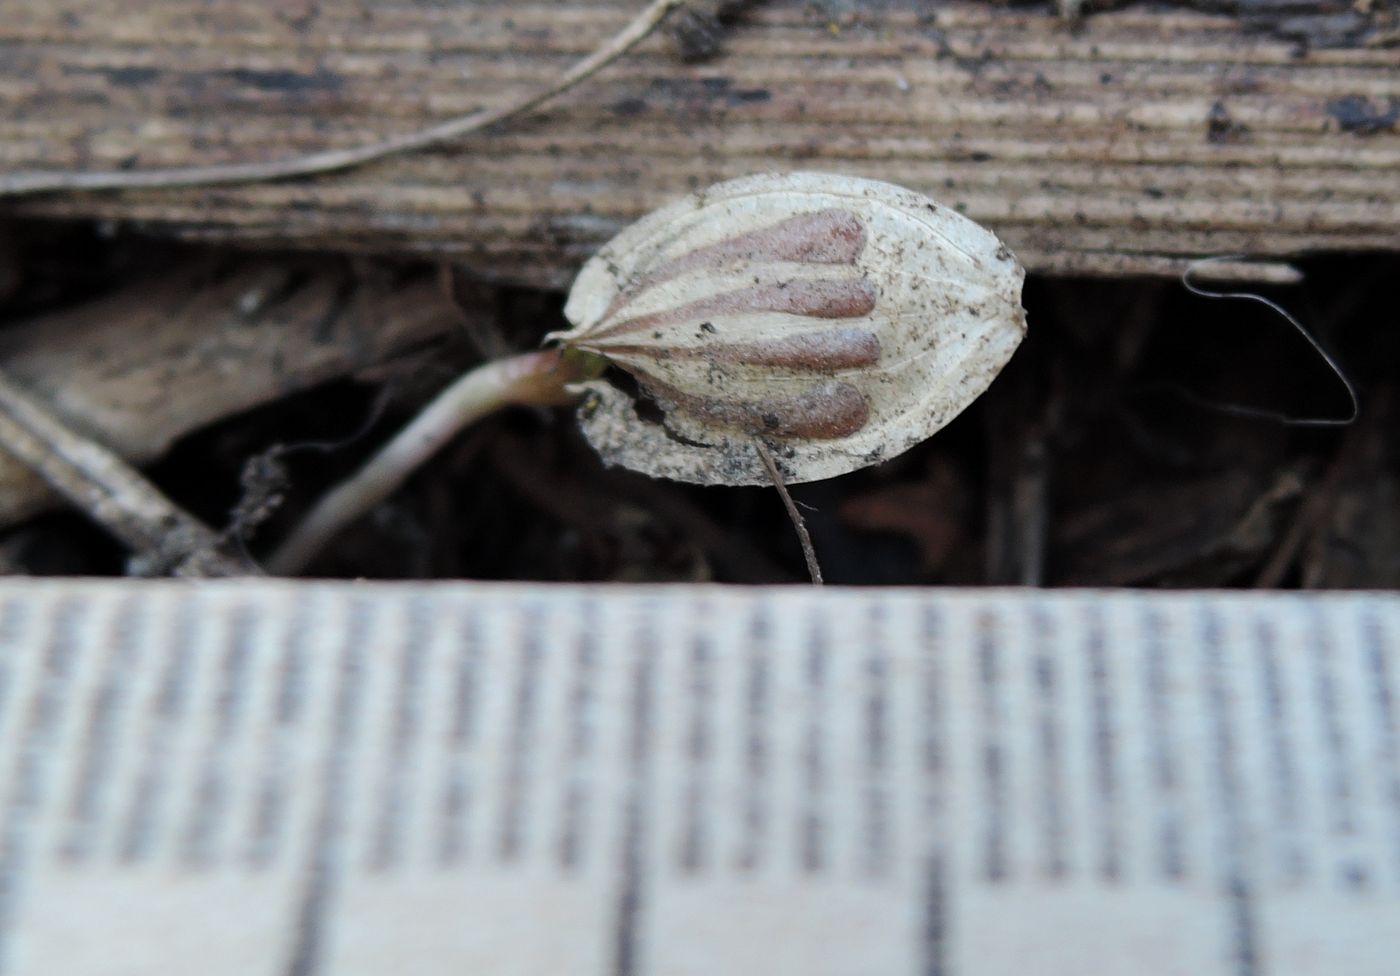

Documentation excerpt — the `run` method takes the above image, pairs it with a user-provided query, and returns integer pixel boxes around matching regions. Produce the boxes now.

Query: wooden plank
[1,0,1397,285]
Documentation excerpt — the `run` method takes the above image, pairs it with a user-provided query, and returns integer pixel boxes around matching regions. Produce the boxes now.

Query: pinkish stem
[268,348,594,575]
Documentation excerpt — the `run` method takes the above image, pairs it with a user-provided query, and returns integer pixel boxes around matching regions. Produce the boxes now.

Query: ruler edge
[0,577,1396,603]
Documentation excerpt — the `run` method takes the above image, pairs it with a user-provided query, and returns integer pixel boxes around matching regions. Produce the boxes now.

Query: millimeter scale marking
[0,581,1394,976]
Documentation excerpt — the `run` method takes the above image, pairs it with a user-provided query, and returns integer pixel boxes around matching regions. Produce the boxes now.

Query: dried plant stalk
[0,257,470,530]
[0,370,251,577]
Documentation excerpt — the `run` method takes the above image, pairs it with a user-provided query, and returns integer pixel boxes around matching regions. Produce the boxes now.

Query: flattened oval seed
[549,172,1027,487]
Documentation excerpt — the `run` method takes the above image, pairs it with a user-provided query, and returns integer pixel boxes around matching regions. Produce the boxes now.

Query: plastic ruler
[0,579,1395,975]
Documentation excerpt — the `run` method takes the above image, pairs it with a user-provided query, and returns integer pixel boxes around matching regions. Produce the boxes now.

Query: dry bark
[0,0,1397,284]
[0,255,470,527]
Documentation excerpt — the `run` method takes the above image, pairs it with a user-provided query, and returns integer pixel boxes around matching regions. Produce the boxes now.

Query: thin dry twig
[0,368,253,577]
[0,256,468,531]
[601,468,794,583]
[753,438,823,585]
[0,0,686,196]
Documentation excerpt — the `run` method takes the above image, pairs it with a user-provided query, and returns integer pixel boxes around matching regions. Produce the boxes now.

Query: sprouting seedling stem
[267,346,832,583]
[266,348,600,575]
[272,168,1028,581]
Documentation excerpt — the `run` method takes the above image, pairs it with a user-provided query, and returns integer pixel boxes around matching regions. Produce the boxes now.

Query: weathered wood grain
[1,0,1397,285]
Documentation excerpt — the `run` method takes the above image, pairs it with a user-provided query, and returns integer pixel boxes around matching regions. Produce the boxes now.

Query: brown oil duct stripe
[587,277,878,343]
[597,209,868,324]
[636,376,871,440]
[604,326,882,372]
[636,209,867,287]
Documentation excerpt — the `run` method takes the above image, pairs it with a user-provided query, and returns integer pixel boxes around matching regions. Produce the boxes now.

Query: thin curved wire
[1174,255,1359,428]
